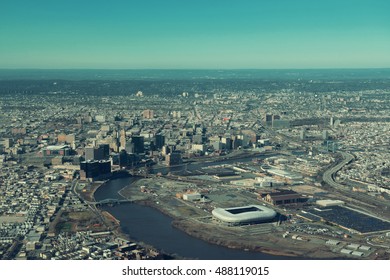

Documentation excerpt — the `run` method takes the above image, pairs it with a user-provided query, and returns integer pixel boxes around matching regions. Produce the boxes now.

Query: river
[94,174,295,260]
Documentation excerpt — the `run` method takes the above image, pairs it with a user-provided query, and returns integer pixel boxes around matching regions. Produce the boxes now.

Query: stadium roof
[212,205,276,224]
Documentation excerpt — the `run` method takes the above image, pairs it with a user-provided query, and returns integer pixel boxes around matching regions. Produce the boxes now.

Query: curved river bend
[94,176,295,260]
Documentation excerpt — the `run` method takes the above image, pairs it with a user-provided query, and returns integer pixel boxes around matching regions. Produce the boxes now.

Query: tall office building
[131,136,144,154]
[162,145,170,156]
[99,144,110,159]
[125,142,134,153]
[221,137,233,150]
[85,147,96,161]
[80,160,111,181]
[110,140,120,153]
[118,150,128,168]
[212,141,223,151]
[85,144,110,161]
[120,129,126,150]
[155,134,165,149]
[165,151,182,166]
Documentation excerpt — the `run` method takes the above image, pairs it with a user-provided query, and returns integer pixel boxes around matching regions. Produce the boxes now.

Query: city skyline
[1,0,390,69]
[2,75,390,261]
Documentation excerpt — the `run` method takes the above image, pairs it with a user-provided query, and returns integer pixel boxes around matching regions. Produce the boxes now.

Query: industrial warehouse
[212,205,277,225]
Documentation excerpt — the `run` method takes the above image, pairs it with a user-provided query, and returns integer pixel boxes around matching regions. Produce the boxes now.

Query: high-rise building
[221,137,233,150]
[232,136,241,149]
[118,150,128,168]
[191,144,205,153]
[264,114,282,127]
[85,144,110,161]
[143,109,154,119]
[131,136,144,154]
[85,147,96,161]
[212,141,223,151]
[99,144,110,159]
[155,134,165,149]
[3,138,13,148]
[120,129,126,150]
[125,142,134,153]
[80,160,111,181]
[165,151,182,166]
[110,140,120,153]
[162,145,170,156]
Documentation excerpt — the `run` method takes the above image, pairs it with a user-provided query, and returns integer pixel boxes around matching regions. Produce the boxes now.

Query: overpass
[323,152,390,211]
[323,152,354,190]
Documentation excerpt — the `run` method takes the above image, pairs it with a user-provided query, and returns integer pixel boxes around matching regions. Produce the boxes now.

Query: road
[71,179,116,232]
[322,152,390,216]
[322,152,354,190]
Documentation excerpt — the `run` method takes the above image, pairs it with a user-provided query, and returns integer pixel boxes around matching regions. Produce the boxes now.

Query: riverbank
[79,181,105,202]
[171,219,300,258]
[88,176,185,259]
[80,178,129,234]
[92,175,345,259]
[136,198,341,259]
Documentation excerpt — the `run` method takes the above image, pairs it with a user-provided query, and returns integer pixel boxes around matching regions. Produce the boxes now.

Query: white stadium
[212,205,277,225]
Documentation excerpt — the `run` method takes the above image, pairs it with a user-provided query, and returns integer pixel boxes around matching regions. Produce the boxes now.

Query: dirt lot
[53,210,114,234]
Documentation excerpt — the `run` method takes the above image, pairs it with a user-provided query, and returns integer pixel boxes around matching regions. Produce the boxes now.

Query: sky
[0,0,390,69]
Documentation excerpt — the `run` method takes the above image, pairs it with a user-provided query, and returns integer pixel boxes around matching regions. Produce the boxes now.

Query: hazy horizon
[1,67,390,70]
[1,0,390,69]
[1,68,390,81]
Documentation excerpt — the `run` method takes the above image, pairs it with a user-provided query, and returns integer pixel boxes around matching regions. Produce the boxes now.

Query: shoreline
[89,175,340,259]
[132,198,305,259]
[86,177,181,259]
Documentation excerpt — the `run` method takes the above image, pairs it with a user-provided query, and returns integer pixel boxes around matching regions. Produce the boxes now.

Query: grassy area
[56,222,73,232]
[52,210,105,234]
[67,211,95,221]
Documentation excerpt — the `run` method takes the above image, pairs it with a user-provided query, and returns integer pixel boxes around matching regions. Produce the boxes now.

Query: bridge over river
[89,198,132,206]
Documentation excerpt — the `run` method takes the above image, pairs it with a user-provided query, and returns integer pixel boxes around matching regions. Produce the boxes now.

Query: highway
[322,152,390,215]
[257,123,389,214]
[322,152,355,190]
